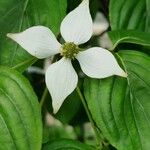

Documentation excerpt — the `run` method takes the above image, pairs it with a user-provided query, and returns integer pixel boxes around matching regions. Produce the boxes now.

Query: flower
[7,0,127,113]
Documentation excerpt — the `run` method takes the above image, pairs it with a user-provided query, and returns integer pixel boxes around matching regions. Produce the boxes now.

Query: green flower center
[61,42,79,59]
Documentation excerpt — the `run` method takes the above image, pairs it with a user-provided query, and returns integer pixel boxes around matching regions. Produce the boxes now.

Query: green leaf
[109,30,150,50]
[0,0,67,72]
[0,67,42,150]
[109,0,150,32]
[84,50,150,150]
[42,139,95,150]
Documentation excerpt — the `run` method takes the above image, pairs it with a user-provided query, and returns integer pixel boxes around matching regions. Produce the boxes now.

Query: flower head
[61,42,80,59]
[7,0,127,113]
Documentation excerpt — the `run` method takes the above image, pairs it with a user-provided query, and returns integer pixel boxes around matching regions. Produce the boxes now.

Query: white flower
[7,0,127,113]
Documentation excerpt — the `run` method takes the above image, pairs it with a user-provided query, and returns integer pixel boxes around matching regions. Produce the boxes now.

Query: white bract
[7,0,127,113]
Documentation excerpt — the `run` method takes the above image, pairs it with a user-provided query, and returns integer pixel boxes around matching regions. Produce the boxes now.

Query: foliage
[0,0,149,150]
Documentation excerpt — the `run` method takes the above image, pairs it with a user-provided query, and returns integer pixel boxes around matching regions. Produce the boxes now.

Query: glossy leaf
[42,139,95,150]
[109,30,150,50]
[0,67,42,150]
[109,0,150,32]
[84,50,150,150]
[0,0,67,72]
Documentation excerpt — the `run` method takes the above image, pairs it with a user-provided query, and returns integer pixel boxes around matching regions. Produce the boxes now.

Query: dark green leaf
[0,67,42,150]
[42,139,95,150]
[84,50,150,150]
[109,0,150,32]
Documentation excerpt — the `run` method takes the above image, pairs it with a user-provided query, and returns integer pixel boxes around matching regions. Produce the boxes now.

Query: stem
[40,88,48,107]
[76,86,102,149]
